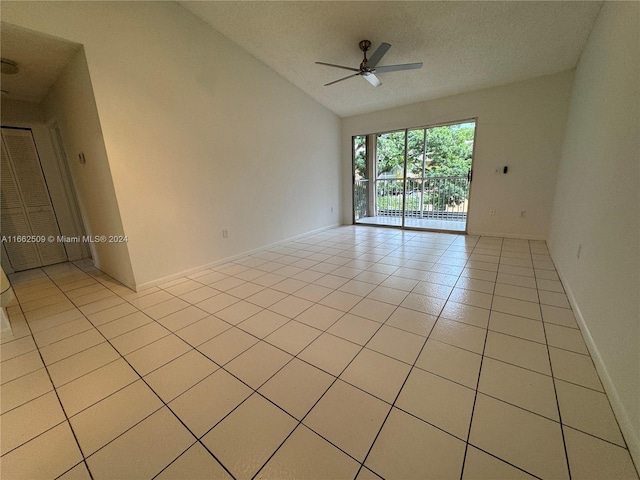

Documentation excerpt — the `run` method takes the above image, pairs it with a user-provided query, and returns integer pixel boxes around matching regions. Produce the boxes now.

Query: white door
[1,127,67,271]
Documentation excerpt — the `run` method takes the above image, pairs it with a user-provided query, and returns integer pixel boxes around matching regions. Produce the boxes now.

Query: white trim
[134,224,341,291]
[554,262,640,470]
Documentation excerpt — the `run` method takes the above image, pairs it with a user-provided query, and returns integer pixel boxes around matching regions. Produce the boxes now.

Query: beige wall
[342,71,574,239]
[548,2,640,465]
[3,1,342,288]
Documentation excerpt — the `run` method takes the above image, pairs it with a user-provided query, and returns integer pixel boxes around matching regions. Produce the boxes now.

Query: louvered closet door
[1,128,67,270]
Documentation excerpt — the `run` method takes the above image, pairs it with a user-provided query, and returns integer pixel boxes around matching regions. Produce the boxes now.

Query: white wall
[342,71,575,239]
[42,51,136,287]
[548,2,640,465]
[4,1,342,288]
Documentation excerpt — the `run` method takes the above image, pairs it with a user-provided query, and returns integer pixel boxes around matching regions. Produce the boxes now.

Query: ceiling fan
[316,40,423,87]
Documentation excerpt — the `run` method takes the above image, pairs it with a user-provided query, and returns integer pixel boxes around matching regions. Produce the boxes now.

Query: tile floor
[1,226,638,479]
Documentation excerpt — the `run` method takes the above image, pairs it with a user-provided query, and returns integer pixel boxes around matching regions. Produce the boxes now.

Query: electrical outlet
[222,229,228,238]
[520,210,527,218]
[490,209,496,216]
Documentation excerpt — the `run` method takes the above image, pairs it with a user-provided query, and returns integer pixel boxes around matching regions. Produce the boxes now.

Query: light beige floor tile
[144,350,218,402]
[70,379,163,455]
[478,357,558,420]
[39,328,105,365]
[545,323,588,354]
[1,367,53,413]
[128,290,174,310]
[535,269,560,281]
[441,301,490,328]
[366,407,466,479]
[237,309,290,339]
[156,442,232,479]
[271,278,307,295]
[493,283,538,303]
[86,407,193,480]
[319,291,363,312]
[549,347,603,391]
[143,297,190,320]
[380,276,419,292]
[327,313,380,345]
[0,391,66,455]
[175,315,230,346]
[485,331,550,375]
[366,325,425,364]
[295,303,344,330]
[422,271,462,287]
[256,424,360,480]
[0,350,44,385]
[556,380,625,446]
[412,280,454,299]
[87,302,137,327]
[462,446,537,479]
[397,367,475,439]
[538,290,570,308]
[179,286,220,304]
[492,296,541,321]
[293,283,334,302]
[416,339,481,388]
[385,307,436,337]
[430,318,487,354]
[536,278,564,293]
[461,268,497,282]
[269,296,314,319]
[350,298,397,323]
[304,380,390,461]
[27,308,84,335]
[339,279,378,296]
[265,320,322,355]
[225,341,292,389]
[196,293,239,314]
[197,327,258,365]
[400,292,446,316]
[541,304,578,328]
[57,461,92,479]
[215,301,263,325]
[355,466,384,479]
[497,265,534,278]
[48,342,120,387]
[169,369,252,437]
[449,288,493,309]
[111,322,171,356]
[0,421,83,480]
[563,426,639,480]
[1,335,37,362]
[202,393,297,480]
[259,358,334,420]
[469,394,569,479]
[298,333,361,376]
[454,277,495,295]
[496,272,537,289]
[56,358,139,416]
[366,286,409,305]
[97,311,152,339]
[488,311,546,343]
[125,334,192,376]
[340,348,410,403]
[164,279,206,296]
[354,271,390,285]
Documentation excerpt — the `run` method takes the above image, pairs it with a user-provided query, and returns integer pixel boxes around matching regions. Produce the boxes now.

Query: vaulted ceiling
[180,1,603,117]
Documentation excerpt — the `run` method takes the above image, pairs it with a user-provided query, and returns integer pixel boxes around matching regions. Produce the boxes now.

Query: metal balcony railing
[355,175,469,221]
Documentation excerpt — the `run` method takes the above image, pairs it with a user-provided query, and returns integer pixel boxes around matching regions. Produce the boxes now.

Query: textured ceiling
[180,1,602,117]
[0,22,81,103]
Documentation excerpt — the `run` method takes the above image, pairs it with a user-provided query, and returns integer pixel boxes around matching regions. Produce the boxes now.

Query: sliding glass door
[353,120,475,232]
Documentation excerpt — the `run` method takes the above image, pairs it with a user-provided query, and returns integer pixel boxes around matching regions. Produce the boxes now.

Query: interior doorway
[353,119,476,232]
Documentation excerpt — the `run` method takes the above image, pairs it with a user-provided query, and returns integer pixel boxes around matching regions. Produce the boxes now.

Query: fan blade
[367,42,391,68]
[315,61,360,72]
[325,72,361,86]
[362,73,381,87]
[374,62,423,73]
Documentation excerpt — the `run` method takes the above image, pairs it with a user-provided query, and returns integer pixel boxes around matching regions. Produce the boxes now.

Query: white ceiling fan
[316,40,423,87]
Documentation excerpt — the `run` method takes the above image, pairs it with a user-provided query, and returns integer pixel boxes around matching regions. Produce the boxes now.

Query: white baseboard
[554,263,640,471]
[134,223,341,292]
